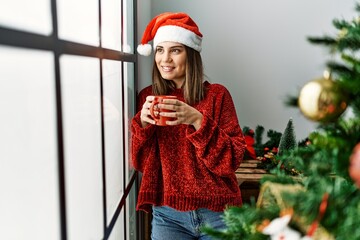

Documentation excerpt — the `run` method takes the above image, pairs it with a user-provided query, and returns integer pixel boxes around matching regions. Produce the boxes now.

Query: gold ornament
[298,71,348,122]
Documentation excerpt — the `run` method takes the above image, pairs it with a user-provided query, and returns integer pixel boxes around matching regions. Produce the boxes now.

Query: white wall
[137,0,356,140]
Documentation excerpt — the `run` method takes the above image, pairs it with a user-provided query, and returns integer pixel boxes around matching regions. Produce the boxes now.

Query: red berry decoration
[349,143,360,188]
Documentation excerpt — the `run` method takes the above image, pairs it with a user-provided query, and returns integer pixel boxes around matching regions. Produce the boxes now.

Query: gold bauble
[298,72,348,122]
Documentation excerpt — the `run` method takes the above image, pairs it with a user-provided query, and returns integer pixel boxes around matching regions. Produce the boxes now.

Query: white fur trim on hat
[137,44,152,56]
[153,25,202,52]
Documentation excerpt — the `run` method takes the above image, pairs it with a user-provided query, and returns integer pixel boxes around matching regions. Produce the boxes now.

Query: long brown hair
[152,45,205,105]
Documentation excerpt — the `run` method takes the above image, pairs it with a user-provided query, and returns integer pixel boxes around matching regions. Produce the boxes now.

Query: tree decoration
[252,125,282,158]
[278,118,297,156]
[242,126,257,159]
[305,192,329,238]
[261,193,329,240]
[349,142,360,188]
[261,214,315,240]
[243,120,302,175]
[298,71,348,122]
[261,214,303,240]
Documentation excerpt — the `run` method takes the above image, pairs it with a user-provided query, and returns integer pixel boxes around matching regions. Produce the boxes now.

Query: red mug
[149,95,177,126]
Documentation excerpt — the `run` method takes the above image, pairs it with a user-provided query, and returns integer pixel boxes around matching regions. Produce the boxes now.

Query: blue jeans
[151,206,226,240]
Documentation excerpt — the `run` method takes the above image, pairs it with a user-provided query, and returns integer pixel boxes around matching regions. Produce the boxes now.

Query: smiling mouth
[161,66,174,72]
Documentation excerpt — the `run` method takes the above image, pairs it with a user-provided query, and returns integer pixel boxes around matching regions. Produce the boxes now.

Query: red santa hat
[137,12,203,56]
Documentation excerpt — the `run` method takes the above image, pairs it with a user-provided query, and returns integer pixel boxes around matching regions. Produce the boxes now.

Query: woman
[131,12,246,240]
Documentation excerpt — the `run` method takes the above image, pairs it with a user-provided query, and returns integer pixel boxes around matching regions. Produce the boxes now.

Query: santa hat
[137,12,203,56]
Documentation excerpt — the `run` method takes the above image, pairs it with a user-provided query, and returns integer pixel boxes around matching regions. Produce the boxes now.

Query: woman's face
[155,42,187,88]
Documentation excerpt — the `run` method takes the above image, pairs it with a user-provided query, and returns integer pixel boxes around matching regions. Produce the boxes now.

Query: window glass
[101,0,122,51]
[0,0,52,35]
[60,55,104,239]
[123,0,134,53]
[102,59,124,224]
[0,46,59,239]
[108,208,125,240]
[57,0,99,46]
[124,62,135,183]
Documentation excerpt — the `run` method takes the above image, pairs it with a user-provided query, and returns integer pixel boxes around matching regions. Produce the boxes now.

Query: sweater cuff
[131,114,156,141]
[186,112,216,148]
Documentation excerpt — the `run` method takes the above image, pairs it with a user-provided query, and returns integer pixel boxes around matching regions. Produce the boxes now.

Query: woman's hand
[140,96,156,128]
[158,98,204,130]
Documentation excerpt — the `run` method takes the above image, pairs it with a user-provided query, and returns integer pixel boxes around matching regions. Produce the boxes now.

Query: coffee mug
[149,95,177,126]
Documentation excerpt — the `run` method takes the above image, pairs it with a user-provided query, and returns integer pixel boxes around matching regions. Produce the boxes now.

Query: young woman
[131,12,246,240]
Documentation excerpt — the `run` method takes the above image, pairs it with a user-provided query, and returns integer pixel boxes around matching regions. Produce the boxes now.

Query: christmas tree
[277,118,297,156]
[203,2,360,240]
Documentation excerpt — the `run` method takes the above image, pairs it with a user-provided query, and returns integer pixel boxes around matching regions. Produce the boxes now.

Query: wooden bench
[236,159,267,185]
[236,159,268,203]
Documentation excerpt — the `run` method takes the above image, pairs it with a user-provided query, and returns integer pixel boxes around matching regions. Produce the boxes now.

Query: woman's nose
[162,52,172,62]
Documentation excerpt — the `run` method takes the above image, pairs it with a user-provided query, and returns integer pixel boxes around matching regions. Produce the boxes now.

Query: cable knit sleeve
[186,84,246,176]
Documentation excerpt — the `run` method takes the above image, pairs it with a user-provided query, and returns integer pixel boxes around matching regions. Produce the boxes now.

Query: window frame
[0,0,139,239]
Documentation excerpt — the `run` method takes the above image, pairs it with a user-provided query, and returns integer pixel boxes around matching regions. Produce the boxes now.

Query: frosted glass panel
[60,55,103,240]
[108,209,125,240]
[57,0,99,46]
[0,46,59,239]
[125,62,135,183]
[0,0,52,35]
[123,0,134,53]
[101,0,122,51]
[102,59,124,224]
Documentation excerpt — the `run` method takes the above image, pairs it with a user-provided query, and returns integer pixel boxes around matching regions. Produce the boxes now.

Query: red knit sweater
[131,81,246,212]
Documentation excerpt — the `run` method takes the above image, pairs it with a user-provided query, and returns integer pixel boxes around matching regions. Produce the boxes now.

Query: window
[0,0,138,239]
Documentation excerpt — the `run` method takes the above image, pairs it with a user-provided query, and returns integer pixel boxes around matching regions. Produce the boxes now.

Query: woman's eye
[172,49,180,53]
[156,48,163,53]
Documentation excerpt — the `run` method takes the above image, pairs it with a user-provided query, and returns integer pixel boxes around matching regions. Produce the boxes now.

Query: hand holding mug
[140,95,203,129]
[149,95,178,126]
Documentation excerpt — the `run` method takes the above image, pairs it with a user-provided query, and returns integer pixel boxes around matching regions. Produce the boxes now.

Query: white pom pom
[137,44,152,56]
[301,237,313,240]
